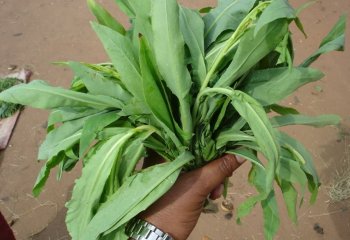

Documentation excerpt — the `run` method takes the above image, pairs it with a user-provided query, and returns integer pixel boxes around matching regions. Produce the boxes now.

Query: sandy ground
[0,0,349,239]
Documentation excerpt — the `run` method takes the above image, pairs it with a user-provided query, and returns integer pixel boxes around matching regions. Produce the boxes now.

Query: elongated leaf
[204,88,279,192]
[216,130,255,148]
[279,180,298,224]
[205,31,236,71]
[39,116,87,160]
[152,0,193,140]
[179,7,206,87]
[88,0,126,35]
[270,114,340,128]
[0,80,123,109]
[226,148,264,170]
[91,22,145,102]
[261,191,280,240]
[268,104,299,115]
[277,131,320,203]
[212,88,278,187]
[229,90,279,190]
[79,111,120,157]
[243,67,324,105]
[114,0,135,17]
[118,139,146,182]
[301,15,346,67]
[237,164,267,223]
[33,151,66,196]
[215,20,289,87]
[67,61,132,102]
[127,0,153,45]
[203,0,256,48]
[120,98,151,116]
[278,153,307,191]
[255,0,295,35]
[83,151,194,240]
[48,107,101,127]
[97,127,133,140]
[139,37,176,136]
[66,131,134,240]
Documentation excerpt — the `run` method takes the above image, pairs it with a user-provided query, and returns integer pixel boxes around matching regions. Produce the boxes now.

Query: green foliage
[0,77,23,119]
[0,1,346,239]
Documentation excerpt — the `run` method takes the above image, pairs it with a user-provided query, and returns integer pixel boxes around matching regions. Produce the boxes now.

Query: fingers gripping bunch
[0,0,345,239]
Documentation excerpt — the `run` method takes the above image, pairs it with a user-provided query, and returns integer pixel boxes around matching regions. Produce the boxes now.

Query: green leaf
[91,22,145,103]
[114,0,135,17]
[214,20,289,88]
[32,151,66,196]
[255,0,296,35]
[229,91,279,192]
[82,151,194,240]
[300,15,346,67]
[97,127,134,141]
[268,104,299,115]
[226,148,264,170]
[278,152,308,191]
[39,116,86,160]
[216,130,255,148]
[203,88,279,192]
[199,6,213,14]
[276,131,320,203]
[118,139,146,182]
[243,67,324,105]
[179,7,207,87]
[236,164,267,223]
[127,0,153,45]
[67,61,132,102]
[203,0,256,48]
[270,114,341,128]
[279,180,298,224]
[66,131,134,240]
[261,191,280,240]
[120,98,151,116]
[152,0,193,141]
[48,107,101,128]
[87,0,126,35]
[139,37,178,145]
[79,111,120,157]
[0,80,123,110]
[205,31,236,71]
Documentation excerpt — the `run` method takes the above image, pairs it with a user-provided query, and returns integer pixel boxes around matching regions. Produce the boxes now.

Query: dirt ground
[0,0,349,239]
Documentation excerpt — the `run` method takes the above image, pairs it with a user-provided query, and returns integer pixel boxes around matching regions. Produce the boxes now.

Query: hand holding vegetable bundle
[0,0,345,239]
[140,154,243,240]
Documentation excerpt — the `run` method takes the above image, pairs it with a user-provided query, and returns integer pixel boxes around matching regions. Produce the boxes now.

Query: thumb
[194,154,244,196]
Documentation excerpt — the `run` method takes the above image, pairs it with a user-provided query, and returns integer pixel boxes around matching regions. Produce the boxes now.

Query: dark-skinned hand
[139,154,245,240]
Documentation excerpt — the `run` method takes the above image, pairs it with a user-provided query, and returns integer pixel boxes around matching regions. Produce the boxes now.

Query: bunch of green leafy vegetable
[0,77,23,119]
[0,0,345,239]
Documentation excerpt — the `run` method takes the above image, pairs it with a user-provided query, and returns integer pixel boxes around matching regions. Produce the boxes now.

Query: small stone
[8,65,17,71]
[13,33,23,37]
[224,212,233,220]
[221,199,234,212]
[313,223,324,235]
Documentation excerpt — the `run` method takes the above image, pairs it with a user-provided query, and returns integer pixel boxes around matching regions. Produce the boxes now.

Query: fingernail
[209,184,224,200]
[235,155,245,164]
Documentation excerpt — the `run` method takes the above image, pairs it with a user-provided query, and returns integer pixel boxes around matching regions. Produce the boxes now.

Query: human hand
[139,154,245,240]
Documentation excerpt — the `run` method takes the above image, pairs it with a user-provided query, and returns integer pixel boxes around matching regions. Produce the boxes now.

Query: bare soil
[0,0,349,239]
